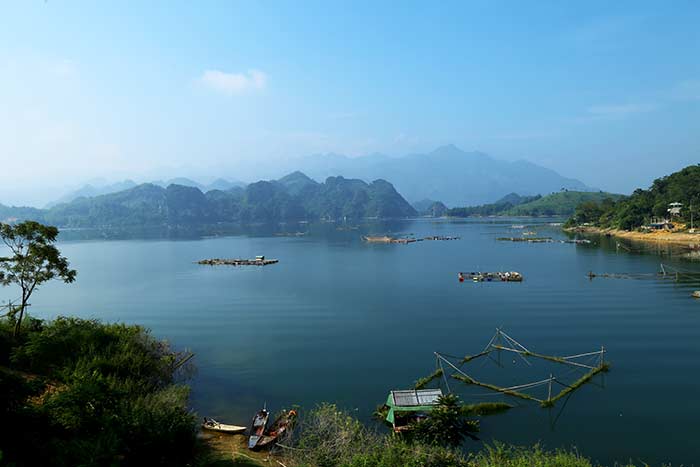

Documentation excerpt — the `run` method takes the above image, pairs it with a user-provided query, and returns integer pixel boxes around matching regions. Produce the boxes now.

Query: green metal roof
[385,389,442,424]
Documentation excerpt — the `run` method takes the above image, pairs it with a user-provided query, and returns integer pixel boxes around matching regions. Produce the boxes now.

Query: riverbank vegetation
[0,316,197,466]
[276,403,635,467]
[566,164,700,230]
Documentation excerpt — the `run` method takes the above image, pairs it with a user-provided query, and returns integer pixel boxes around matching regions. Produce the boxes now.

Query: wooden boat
[363,235,393,243]
[201,417,246,434]
[256,409,298,449]
[692,291,700,299]
[248,408,270,450]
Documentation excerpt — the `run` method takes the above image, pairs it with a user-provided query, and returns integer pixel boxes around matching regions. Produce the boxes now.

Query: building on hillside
[642,217,674,231]
[668,202,683,216]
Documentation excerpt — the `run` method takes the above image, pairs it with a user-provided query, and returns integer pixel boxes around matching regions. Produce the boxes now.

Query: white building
[668,202,683,216]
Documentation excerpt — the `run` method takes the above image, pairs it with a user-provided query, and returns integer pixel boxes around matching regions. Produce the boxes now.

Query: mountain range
[279,145,593,206]
[1,173,416,227]
[45,145,592,209]
[48,178,245,207]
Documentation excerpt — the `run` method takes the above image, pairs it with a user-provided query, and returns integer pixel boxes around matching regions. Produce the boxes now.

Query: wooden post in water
[547,374,553,402]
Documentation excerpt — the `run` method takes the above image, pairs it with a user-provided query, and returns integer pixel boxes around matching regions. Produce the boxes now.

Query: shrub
[0,316,196,467]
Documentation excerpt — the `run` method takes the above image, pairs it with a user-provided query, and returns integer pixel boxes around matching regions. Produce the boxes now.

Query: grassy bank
[0,316,198,466]
[212,403,636,467]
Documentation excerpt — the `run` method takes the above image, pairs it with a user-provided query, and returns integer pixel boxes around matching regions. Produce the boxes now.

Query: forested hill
[566,164,700,230]
[0,173,416,227]
[447,191,623,217]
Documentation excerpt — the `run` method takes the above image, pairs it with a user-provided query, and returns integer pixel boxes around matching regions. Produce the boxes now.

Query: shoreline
[567,226,700,246]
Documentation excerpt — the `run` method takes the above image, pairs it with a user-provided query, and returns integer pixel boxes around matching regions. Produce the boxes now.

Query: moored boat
[248,407,270,450]
[201,417,246,434]
[692,291,700,298]
[256,409,298,449]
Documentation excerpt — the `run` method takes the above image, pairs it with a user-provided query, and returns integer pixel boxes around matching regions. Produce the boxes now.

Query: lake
[2,219,699,464]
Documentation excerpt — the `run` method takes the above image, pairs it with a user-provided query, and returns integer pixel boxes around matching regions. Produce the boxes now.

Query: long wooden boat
[248,408,270,450]
[201,417,246,434]
[256,409,298,449]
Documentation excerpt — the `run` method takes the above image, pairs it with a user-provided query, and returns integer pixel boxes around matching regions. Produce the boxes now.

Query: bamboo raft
[497,237,553,243]
[198,257,279,266]
[459,271,523,282]
[363,235,460,244]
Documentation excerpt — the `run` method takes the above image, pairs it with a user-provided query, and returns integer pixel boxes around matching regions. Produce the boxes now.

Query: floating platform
[198,257,279,266]
[561,239,592,244]
[363,235,460,244]
[424,235,461,241]
[459,271,523,282]
[497,237,553,243]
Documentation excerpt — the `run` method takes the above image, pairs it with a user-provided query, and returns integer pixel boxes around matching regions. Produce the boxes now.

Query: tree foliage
[566,164,700,230]
[0,316,196,467]
[447,192,623,218]
[409,394,479,448]
[0,221,76,337]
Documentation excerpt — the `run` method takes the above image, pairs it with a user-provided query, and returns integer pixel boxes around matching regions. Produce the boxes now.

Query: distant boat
[511,225,525,229]
[363,235,393,243]
[692,291,700,299]
[256,409,298,449]
[201,417,246,434]
[248,407,270,450]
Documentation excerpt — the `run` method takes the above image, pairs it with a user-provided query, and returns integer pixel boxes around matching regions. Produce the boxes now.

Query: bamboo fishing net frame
[415,328,609,408]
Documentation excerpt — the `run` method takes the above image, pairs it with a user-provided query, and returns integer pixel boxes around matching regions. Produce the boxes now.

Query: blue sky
[1,1,699,205]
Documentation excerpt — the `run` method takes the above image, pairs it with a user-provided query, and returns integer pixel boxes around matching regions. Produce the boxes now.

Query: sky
[1,1,699,206]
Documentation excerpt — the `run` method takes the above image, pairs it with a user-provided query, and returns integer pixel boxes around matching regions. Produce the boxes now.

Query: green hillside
[566,164,700,230]
[447,193,539,217]
[447,191,621,217]
[506,191,624,216]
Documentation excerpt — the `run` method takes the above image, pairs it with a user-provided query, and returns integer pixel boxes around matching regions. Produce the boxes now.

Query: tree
[0,221,76,337]
[410,394,479,447]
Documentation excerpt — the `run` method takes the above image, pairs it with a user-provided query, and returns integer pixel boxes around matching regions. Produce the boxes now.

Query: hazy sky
[1,1,699,206]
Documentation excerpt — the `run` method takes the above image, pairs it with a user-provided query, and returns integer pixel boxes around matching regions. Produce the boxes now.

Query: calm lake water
[3,219,700,464]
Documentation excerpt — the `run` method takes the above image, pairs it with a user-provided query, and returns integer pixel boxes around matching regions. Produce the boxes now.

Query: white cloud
[586,103,655,118]
[199,69,267,95]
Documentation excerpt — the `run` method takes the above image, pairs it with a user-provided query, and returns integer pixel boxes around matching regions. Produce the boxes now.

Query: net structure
[416,328,609,408]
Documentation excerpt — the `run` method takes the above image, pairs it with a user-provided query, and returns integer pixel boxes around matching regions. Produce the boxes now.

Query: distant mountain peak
[279,170,315,182]
[282,147,592,206]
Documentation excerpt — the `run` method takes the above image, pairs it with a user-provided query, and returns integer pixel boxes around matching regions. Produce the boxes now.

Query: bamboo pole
[414,368,444,390]
[451,374,543,403]
[542,364,610,407]
[491,345,596,370]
